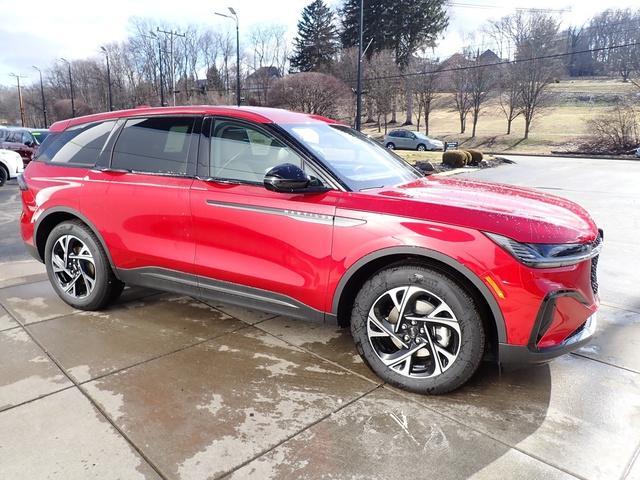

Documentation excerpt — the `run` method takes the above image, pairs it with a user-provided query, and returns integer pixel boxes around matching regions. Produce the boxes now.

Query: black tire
[416,144,426,151]
[385,142,395,150]
[351,263,485,394]
[44,220,124,310]
[0,165,7,187]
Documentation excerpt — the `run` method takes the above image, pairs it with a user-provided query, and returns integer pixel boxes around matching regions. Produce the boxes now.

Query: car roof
[49,106,340,132]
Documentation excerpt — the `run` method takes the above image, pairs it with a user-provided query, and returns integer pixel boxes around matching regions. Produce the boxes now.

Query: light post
[215,7,241,106]
[355,0,364,131]
[32,66,48,127]
[100,47,113,111]
[60,58,75,117]
[8,73,27,127]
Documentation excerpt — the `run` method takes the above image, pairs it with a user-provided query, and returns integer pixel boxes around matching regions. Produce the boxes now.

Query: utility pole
[60,58,76,117]
[355,0,364,131]
[157,27,186,106]
[32,66,48,127]
[215,7,241,106]
[100,47,113,111]
[9,73,27,127]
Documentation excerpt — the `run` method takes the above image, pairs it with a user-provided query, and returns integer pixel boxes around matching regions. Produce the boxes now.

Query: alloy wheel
[367,285,461,378]
[51,235,96,298]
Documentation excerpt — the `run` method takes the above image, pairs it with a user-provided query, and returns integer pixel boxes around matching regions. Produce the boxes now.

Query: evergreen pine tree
[290,0,340,72]
[341,0,448,68]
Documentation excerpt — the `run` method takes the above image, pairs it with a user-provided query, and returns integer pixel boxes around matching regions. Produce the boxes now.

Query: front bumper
[499,313,596,364]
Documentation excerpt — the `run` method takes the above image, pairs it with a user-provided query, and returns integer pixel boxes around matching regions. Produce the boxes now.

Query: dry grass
[362,78,640,154]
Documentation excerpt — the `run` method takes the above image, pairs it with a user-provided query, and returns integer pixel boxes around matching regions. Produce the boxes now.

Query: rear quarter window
[37,121,116,166]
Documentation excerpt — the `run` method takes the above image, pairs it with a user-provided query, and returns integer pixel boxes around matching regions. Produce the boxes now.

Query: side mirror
[264,163,328,194]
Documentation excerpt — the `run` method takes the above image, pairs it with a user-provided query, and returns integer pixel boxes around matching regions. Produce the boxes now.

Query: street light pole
[215,7,241,106]
[60,58,76,117]
[355,0,364,131]
[32,66,48,127]
[100,47,113,111]
[9,73,27,127]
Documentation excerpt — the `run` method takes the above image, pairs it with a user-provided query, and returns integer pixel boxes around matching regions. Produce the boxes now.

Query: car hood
[366,177,598,244]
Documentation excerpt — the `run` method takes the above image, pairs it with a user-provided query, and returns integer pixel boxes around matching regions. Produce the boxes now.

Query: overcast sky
[1,0,638,86]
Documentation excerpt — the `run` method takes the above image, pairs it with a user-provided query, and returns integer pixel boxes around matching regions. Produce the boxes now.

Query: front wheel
[417,144,426,151]
[350,264,485,394]
[0,166,7,187]
[44,220,124,310]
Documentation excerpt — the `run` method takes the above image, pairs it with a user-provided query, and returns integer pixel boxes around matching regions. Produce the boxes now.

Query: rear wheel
[350,263,485,394]
[417,144,426,151]
[44,220,124,310]
[385,142,395,150]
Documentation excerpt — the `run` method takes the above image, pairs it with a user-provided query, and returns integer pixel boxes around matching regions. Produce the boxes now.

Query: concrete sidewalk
[1,156,640,479]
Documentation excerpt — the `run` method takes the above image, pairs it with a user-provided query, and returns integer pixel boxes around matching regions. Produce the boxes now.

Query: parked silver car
[383,130,444,151]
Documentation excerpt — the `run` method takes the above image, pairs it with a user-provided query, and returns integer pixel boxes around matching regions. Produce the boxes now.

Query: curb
[487,151,639,161]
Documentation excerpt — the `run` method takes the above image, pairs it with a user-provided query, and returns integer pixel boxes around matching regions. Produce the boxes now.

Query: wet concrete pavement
[1,156,639,479]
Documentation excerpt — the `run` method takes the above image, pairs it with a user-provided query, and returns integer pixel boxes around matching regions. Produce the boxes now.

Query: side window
[5,131,22,143]
[36,121,115,165]
[111,116,194,175]
[210,120,303,183]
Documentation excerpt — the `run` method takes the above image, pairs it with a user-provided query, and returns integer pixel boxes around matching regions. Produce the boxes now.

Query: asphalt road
[0,180,27,263]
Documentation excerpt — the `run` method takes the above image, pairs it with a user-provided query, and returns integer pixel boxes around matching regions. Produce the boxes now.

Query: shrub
[268,72,349,118]
[586,104,640,153]
[465,149,483,166]
[462,150,472,164]
[442,150,468,168]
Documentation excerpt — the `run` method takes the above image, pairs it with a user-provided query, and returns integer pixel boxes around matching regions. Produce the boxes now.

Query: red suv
[19,106,602,394]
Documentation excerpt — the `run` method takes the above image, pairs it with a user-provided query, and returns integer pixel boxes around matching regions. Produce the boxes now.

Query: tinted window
[210,120,303,183]
[36,121,115,165]
[112,116,194,175]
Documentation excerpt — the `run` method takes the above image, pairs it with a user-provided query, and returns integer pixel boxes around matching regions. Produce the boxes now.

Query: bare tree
[587,104,640,152]
[496,63,521,134]
[467,50,494,137]
[413,58,441,135]
[491,11,562,139]
[366,50,399,133]
[448,56,472,134]
[268,72,348,117]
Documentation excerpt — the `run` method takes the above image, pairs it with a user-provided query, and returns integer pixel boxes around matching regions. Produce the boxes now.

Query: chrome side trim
[205,199,365,227]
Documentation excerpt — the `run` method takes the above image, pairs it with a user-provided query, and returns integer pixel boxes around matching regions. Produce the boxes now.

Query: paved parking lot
[1,156,639,480]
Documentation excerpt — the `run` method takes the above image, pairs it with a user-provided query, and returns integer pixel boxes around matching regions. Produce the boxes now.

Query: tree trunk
[390,97,397,124]
[472,111,479,137]
[404,90,413,125]
[425,111,430,136]
[506,117,512,135]
[459,113,465,134]
[384,113,388,134]
[524,118,530,139]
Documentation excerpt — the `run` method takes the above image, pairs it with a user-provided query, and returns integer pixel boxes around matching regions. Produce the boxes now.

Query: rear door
[102,115,199,283]
[190,117,339,317]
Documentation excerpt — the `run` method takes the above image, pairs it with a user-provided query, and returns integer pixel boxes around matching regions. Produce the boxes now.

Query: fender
[331,246,507,343]
[33,206,120,279]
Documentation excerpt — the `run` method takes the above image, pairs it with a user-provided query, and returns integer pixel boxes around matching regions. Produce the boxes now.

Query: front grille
[590,254,599,294]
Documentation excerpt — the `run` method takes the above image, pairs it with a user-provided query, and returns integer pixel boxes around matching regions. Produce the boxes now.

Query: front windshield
[281,123,421,191]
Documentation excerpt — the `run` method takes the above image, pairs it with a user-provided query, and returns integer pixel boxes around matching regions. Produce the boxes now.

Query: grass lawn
[361,78,639,155]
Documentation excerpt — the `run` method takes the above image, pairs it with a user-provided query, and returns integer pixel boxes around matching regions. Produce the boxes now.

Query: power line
[344,40,640,85]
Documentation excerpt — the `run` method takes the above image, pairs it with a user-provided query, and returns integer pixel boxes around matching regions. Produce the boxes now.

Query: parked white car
[383,129,444,151]
[0,148,24,186]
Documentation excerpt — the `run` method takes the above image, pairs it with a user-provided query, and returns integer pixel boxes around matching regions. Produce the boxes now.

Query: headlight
[484,232,603,268]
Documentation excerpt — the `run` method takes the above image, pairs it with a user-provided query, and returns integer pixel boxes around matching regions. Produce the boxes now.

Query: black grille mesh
[591,254,599,294]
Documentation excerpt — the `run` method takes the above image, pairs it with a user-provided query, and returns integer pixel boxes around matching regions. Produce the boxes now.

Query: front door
[190,117,339,319]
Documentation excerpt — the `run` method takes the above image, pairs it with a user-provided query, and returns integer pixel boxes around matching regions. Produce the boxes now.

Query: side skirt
[115,267,328,323]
